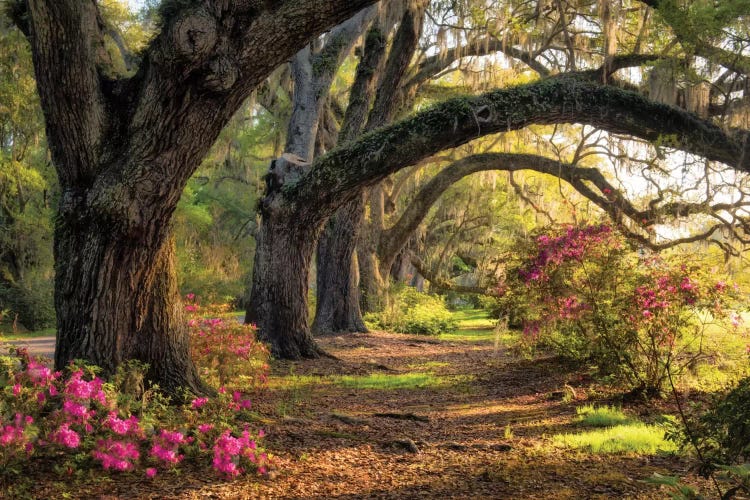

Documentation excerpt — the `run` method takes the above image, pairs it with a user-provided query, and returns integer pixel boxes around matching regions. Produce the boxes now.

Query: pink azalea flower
[191,397,209,409]
[54,424,81,449]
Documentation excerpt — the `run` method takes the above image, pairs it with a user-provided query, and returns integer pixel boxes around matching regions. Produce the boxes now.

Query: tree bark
[246,11,374,351]
[247,207,322,359]
[316,2,427,322]
[312,22,386,331]
[312,193,367,334]
[54,217,207,394]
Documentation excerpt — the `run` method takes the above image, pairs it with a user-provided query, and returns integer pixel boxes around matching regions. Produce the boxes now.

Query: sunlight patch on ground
[439,309,519,345]
[575,404,634,427]
[553,423,676,454]
[267,371,473,391]
[552,405,675,455]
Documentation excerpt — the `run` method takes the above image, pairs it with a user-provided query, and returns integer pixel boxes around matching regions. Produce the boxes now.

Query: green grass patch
[269,370,473,392]
[439,309,520,345]
[0,327,56,341]
[450,309,495,327]
[553,422,676,454]
[337,372,447,390]
[576,404,634,427]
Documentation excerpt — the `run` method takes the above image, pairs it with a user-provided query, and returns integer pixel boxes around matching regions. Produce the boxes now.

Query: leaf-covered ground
[16,310,710,499]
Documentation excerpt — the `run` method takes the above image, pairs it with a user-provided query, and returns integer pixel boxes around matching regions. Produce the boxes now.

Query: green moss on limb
[287,77,749,213]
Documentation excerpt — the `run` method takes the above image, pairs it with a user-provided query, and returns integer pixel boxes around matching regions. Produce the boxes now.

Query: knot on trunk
[260,153,309,216]
[266,153,309,191]
[171,9,218,62]
[473,104,492,123]
[201,55,239,92]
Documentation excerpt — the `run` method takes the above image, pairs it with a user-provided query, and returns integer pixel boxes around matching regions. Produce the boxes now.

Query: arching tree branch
[292,77,750,216]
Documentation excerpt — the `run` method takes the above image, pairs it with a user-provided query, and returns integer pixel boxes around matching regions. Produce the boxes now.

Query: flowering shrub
[185,295,269,387]
[0,344,273,483]
[505,224,742,395]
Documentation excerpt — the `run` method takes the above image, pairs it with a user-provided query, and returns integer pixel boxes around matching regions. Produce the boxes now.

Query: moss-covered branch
[291,78,750,214]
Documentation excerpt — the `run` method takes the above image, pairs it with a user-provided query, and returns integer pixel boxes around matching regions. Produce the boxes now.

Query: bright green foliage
[0,21,55,330]
[173,105,280,305]
[680,377,750,472]
[554,422,676,455]
[364,286,457,335]
[575,404,634,428]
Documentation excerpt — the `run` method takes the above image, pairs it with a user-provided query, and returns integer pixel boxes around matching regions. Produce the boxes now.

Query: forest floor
[13,310,714,499]
[138,309,704,499]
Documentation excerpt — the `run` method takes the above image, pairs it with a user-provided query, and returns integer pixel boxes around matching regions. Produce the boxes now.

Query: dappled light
[3,0,750,497]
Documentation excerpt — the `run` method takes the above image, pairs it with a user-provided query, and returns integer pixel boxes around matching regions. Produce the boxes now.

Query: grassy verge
[439,308,520,345]
[553,404,675,455]
[0,327,56,341]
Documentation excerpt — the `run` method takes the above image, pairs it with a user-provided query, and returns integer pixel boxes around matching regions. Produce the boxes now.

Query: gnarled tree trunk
[20,0,379,390]
[54,217,206,393]
[312,194,367,334]
[248,206,322,358]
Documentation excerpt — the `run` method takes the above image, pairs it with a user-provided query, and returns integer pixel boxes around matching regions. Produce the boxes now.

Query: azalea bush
[505,224,742,395]
[0,297,275,490]
[185,294,269,387]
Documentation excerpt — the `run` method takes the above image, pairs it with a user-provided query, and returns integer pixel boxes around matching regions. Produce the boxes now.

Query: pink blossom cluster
[556,295,589,320]
[65,369,107,404]
[52,423,81,449]
[149,429,188,465]
[1,413,34,451]
[229,391,252,411]
[212,429,267,477]
[520,225,614,282]
[92,438,140,471]
[104,412,143,437]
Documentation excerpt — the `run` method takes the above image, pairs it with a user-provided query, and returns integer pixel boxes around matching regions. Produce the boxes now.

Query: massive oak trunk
[312,195,367,334]
[54,216,206,393]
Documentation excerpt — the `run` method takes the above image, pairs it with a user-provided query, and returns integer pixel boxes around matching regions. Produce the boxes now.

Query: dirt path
[167,315,692,499]
[0,335,55,359]
[18,313,699,499]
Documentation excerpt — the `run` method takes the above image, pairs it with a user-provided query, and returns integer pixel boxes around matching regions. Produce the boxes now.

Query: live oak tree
[10,0,381,393]
[305,0,750,337]
[11,0,750,390]
[247,67,750,358]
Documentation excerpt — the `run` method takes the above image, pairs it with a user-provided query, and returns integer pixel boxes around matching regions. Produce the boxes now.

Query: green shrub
[0,270,55,331]
[679,377,750,472]
[364,286,457,335]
